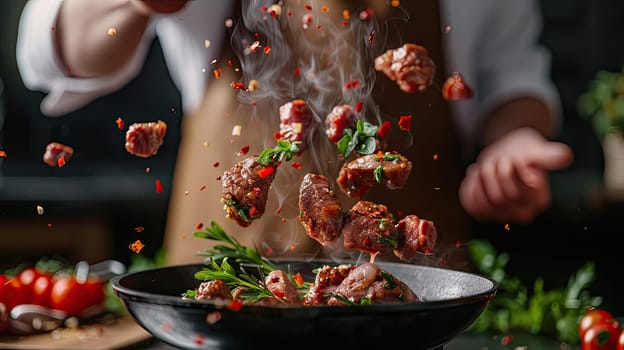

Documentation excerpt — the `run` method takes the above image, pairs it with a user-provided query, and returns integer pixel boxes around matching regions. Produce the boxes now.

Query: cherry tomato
[31,274,54,307]
[82,278,106,308]
[582,320,620,350]
[0,274,29,311]
[617,330,624,350]
[580,309,617,340]
[49,276,88,315]
[17,267,44,303]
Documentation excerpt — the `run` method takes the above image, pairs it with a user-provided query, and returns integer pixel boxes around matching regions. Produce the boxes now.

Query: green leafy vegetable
[468,239,602,344]
[257,140,300,165]
[337,120,379,159]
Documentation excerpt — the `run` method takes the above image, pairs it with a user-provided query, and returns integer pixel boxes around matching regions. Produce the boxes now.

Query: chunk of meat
[43,142,74,167]
[278,99,314,153]
[264,270,301,304]
[125,120,167,158]
[298,173,344,246]
[195,280,233,301]
[393,215,437,261]
[374,43,435,93]
[303,264,353,306]
[325,104,356,143]
[442,72,474,100]
[341,201,398,256]
[221,156,277,227]
[336,152,412,198]
[328,263,418,305]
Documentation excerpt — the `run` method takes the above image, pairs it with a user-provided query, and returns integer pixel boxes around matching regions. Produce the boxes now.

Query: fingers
[525,142,574,171]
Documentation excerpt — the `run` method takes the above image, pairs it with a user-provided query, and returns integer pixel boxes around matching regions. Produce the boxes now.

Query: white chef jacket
[16,0,561,155]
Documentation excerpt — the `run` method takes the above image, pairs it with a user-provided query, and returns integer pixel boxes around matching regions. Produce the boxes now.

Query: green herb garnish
[381,271,397,289]
[257,140,300,165]
[337,120,379,159]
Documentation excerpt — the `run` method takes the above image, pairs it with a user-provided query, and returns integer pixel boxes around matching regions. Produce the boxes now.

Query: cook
[16,0,573,269]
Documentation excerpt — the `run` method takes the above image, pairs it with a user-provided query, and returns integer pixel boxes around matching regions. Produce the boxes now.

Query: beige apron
[163,0,471,270]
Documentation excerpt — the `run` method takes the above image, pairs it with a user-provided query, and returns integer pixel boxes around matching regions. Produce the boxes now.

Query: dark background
[0,0,621,312]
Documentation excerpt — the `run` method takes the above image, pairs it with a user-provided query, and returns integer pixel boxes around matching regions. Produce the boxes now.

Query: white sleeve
[16,0,156,117]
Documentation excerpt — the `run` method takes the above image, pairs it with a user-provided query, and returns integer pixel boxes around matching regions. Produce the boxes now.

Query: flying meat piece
[298,173,344,246]
[43,142,74,167]
[441,72,474,100]
[325,104,356,143]
[221,156,277,227]
[278,99,313,153]
[341,201,398,257]
[125,120,167,158]
[393,215,437,262]
[336,152,412,198]
[374,43,435,93]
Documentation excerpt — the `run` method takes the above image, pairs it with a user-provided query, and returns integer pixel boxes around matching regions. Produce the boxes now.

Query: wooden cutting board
[0,314,152,350]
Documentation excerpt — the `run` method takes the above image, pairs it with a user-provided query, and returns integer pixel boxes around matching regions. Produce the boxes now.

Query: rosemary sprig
[194,221,279,274]
[256,140,301,165]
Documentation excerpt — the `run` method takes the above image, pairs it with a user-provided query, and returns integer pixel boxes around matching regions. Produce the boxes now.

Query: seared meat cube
[325,104,356,143]
[337,152,412,198]
[303,264,353,305]
[195,280,233,301]
[328,263,418,305]
[342,201,398,256]
[278,99,314,154]
[298,173,344,246]
[43,142,74,167]
[125,120,167,158]
[264,270,301,304]
[394,215,437,261]
[221,156,277,227]
[374,43,435,93]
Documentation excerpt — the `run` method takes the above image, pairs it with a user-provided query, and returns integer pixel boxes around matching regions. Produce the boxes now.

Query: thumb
[526,142,574,171]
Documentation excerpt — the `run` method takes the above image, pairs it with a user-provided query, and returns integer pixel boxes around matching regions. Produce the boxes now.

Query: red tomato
[49,276,106,316]
[580,309,617,340]
[617,330,624,350]
[582,321,620,350]
[0,274,29,311]
[17,267,44,303]
[32,274,54,307]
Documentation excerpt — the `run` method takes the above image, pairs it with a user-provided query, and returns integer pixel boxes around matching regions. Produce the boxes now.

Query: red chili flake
[272,290,285,299]
[47,223,52,228]
[256,166,275,179]
[289,244,296,251]
[321,5,329,12]
[398,115,412,131]
[0,150,6,158]
[368,30,376,46]
[287,11,293,16]
[432,154,438,160]
[230,81,248,91]
[359,8,373,20]
[355,101,363,113]
[213,68,221,79]
[134,226,145,232]
[260,6,268,12]
[252,187,261,193]
[129,240,145,254]
[227,59,233,66]
[280,218,287,223]
[155,179,164,193]
[316,24,322,30]
[263,46,271,54]
[213,161,220,167]
[115,117,124,130]
[304,4,312,10]
[249,206,258,217]
[504,223,511,231]
[273,131,282,140]
[252,102,257,106]
[341,21,349,27]
[200,185,206,191]
[145,167,151,173]
[193,334,205,346]
[396,210,403,217]
[455,240,461,248]
[342,9,350,19]
[275,207,282,214]
[293,273,304,287]
[57,156,66,167]
[240,145,250,155]
[377,120,392,138]
[440,259,447,265]
[227,300,244,311]
[362,236,371,246]
[501,335,514,346]
[344,79,360,90]
[291,162,303,170]
[196,222,204,230]
[294,68,301,75]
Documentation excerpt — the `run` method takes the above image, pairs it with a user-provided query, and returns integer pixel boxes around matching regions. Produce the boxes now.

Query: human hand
[458,127,573,224]
[129,0,189,16]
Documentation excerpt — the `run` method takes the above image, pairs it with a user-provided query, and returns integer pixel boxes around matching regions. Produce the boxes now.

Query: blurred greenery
[467,239,602,345]
[577,65,624,140]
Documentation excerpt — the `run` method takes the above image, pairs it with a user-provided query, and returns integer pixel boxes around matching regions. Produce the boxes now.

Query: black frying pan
[112,260,497,350]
